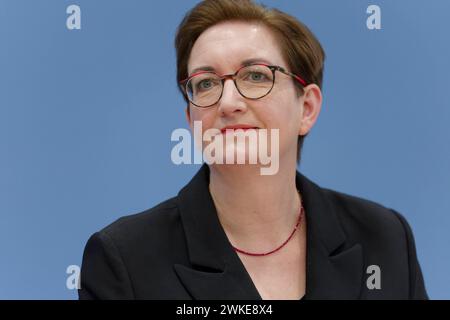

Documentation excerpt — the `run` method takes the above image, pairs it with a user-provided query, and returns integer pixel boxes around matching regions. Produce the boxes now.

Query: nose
[217,78,248,116]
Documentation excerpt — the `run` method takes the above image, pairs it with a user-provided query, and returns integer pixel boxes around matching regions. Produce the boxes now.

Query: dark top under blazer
[78,164,428,300]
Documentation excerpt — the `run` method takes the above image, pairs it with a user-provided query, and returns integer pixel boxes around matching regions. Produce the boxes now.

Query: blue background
[1,0,449,299]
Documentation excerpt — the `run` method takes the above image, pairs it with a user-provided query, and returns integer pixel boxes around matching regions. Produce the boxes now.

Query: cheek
[189,108,216,131]
[261,95,298,129]
[261,97,301,143]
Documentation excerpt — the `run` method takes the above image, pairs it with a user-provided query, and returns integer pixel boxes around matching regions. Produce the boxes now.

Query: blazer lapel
[174,164,261,300]
[298,173,364,299]
[174,164,364,300]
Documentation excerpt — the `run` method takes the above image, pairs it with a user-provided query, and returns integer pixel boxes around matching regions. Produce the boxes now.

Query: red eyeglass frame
[179,63,308,108]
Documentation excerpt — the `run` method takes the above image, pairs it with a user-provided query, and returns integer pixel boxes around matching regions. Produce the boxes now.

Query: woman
[79,0,427,300]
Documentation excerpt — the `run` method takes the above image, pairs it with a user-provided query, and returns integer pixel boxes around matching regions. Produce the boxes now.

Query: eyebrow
[189,58,273,76]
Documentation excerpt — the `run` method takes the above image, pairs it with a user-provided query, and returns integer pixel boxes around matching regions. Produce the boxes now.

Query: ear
[299,84,322,136]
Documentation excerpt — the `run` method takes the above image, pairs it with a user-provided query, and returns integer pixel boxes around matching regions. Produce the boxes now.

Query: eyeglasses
[180,63,308,108]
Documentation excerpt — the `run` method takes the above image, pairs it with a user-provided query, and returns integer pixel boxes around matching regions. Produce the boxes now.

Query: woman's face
[185,21,320,166]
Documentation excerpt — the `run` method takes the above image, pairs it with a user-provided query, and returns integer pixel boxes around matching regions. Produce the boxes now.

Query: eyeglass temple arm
[274,66,308,87]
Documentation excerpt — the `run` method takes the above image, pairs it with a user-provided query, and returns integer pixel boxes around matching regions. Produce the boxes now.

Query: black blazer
[79,164,428,300]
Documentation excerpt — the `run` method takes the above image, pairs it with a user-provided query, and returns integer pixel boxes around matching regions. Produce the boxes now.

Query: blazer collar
[174,164,363,300]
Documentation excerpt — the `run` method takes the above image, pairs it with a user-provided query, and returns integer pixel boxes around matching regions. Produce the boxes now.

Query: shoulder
[322,187,413,249]
[102,196,178,231]
[93,196,184,253]
[79,196,190,299]
[322,189,410,240]
[320,187,428,299]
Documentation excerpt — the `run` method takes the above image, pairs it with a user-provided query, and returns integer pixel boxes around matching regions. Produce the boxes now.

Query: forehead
[188,21,286,74]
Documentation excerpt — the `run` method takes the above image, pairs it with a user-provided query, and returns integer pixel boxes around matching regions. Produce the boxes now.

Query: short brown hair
[175,0,325,164]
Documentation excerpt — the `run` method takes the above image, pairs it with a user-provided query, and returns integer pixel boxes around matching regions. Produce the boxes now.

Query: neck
[208,156,302,250]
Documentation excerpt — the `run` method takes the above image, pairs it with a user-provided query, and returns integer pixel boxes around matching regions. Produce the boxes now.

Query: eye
[199,79,212,89]
[195,78,220,91]
[241,69,272,83]
[248,72,266,82]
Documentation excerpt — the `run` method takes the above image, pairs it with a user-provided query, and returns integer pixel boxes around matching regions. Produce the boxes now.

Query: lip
[220,125,259,134]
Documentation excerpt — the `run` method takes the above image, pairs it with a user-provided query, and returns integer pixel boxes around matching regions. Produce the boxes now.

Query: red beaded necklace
[232,196,304,257]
